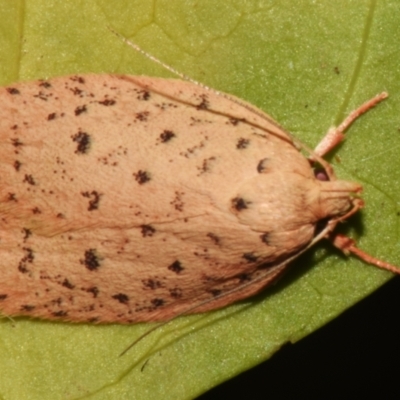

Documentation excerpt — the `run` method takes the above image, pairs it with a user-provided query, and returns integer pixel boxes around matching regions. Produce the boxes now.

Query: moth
[0,74,397,323]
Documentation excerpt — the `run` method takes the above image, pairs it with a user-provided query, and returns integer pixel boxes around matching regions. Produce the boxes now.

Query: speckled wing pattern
[0,75,320,322]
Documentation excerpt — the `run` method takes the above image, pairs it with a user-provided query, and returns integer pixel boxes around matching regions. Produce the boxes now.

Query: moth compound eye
[314,168,330,181]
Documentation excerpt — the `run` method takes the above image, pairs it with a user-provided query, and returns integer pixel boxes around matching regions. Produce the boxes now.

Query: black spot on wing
[7,193,17,202]
[52,310,68,318]
[168,260,184,274]
[62,279,75,289]
[142,279,163,290]
[80,249,101,271]
[134,89,151,101]
[140,225,156,237]
[134,170,151,184]
[18,247,34,274]
[257,158,269,173]
[151,298,165,307]
[14,160,21,171]
[75,105,87,116]
[196,94,209,110]
[39,81,51,89]
[7,87,20,95]
[112,293,129,304]
[260,233,271,245]
[11,138,23,149]
[159,130,176,143]
[231,197,250,211]
[207,232,220,245]
[170,191,184,211]
[84,286,99,298]
[81,191,101,211]
[135,111,149,121]
[98,99,116,106]
[23,174,36,185]
[236,138,250,149]
[72,131,91,154]
[22,228,32,240]
[70,76,85,84]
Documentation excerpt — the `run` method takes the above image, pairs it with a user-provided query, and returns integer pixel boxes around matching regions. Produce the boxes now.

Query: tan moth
[0,70,398,324]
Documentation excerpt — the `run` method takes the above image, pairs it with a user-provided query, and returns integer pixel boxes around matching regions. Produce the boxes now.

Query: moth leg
[313,92,388,158]
[332,234,400,274]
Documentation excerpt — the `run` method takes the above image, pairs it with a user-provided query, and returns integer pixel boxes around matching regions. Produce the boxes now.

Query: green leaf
[0,1,399,399]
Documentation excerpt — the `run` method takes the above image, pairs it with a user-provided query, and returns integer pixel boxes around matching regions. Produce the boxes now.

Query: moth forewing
[0,72,397,325]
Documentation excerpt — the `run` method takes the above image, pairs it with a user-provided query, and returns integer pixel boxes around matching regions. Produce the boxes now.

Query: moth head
[312,179,363,221]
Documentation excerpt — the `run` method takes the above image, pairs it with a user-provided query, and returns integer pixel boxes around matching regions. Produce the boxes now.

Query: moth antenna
[313,92,388,159]
[336,92,388,134]
[110,28,341,180]
[108,27,298,142]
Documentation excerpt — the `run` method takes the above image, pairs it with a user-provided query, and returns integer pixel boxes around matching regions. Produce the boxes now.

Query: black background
[198,275,400,399]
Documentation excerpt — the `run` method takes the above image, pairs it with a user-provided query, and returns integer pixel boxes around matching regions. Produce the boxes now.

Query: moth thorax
[231,173,328,232]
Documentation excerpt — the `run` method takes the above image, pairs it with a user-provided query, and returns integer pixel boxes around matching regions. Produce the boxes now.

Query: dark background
[198,275,400,399]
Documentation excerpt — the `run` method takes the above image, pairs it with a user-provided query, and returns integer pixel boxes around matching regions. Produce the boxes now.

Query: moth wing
[0,75,313,322]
